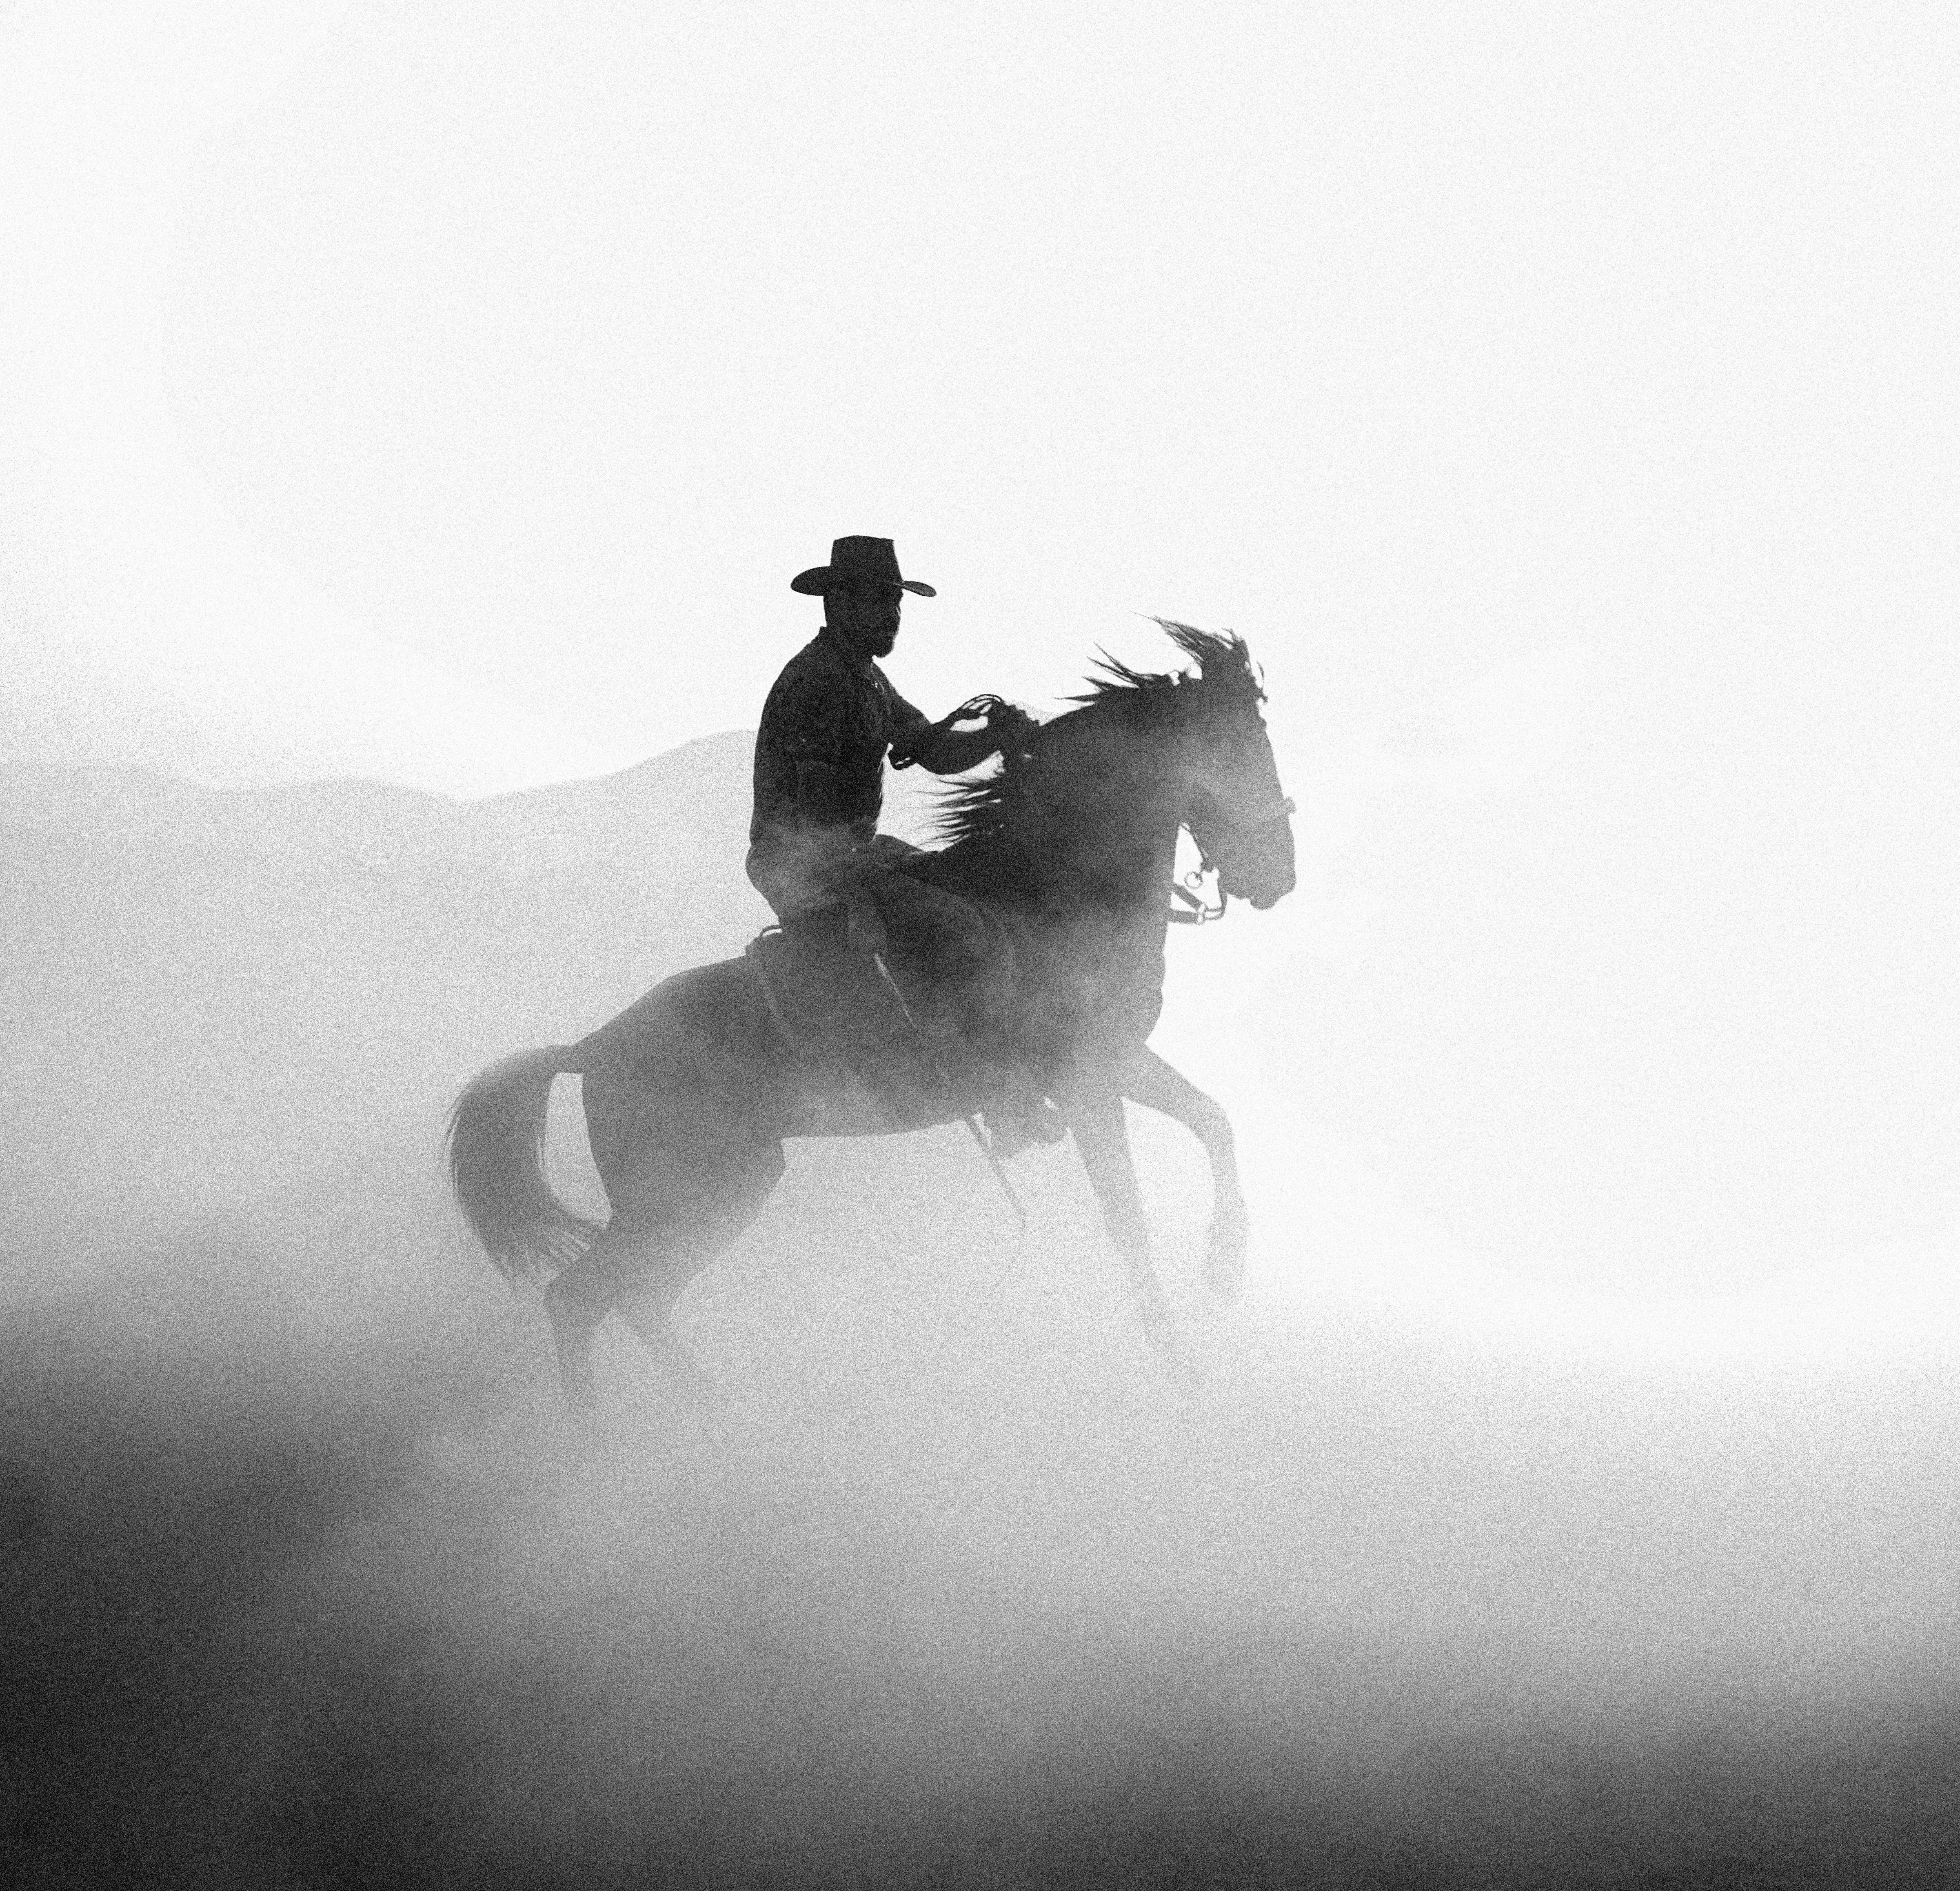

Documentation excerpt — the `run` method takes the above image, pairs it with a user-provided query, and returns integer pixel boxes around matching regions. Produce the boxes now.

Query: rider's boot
[983,1061,1067,1160]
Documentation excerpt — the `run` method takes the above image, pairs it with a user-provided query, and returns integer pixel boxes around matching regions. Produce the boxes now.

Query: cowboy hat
[790,536,936,597]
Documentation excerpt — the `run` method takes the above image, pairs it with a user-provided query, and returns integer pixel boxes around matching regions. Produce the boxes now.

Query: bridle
[1168,870,1227,926]
[1171,792,1295,926]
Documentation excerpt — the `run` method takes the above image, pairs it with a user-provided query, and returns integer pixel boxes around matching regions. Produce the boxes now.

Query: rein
[890,694,1013,771]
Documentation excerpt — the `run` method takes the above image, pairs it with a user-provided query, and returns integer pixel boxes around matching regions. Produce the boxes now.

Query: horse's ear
[1203,630,1265,706]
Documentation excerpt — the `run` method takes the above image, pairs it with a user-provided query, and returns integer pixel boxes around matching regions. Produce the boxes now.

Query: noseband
[1172,795,1295,925]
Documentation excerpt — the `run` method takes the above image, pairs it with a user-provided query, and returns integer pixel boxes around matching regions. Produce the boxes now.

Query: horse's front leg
[1119,1048,1248,1301]
[1065,1083,1195,1385]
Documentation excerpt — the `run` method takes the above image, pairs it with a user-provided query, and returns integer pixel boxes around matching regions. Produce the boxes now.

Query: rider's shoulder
[764,636,842,699]
[772,633,830,674]
[780,633,877,685]
[761,644,862,746]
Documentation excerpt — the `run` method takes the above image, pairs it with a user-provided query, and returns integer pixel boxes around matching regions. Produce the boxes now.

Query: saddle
[744,876,1034,1105]
[746,923,893,1056]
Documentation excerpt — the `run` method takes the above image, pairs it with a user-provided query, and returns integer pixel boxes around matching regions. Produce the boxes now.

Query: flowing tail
[444,1046,602,1283]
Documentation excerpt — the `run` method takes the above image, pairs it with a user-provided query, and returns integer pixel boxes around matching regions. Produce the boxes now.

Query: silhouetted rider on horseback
[747,535,1062,1155]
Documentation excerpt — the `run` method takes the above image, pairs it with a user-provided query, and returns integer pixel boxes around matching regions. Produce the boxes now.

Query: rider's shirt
[748,627,925,915]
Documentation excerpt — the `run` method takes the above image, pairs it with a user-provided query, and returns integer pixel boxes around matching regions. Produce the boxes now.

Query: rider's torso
[750,629,910,845]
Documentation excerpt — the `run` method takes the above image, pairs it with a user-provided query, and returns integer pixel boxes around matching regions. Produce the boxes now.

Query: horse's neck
[1020,727,1183,919]
[931,706,1183,929]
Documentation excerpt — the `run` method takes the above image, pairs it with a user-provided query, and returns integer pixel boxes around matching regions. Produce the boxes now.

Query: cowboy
[747,535,1062,1152]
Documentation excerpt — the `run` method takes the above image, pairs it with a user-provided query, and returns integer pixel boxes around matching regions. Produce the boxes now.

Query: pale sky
[3,1,1956,1292]
[4,0,1953,793]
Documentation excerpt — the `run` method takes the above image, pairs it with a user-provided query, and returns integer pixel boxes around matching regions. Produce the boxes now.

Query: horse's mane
[932,620,1263,850]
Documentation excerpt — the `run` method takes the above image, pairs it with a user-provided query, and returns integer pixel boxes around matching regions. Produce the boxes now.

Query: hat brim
[790,568,936,597]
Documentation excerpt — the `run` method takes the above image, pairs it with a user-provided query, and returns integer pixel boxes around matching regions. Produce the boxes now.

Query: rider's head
[791,537,933,662]
[825,580,904,659]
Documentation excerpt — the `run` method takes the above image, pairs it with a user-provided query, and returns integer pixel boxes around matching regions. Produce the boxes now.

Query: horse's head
[937,621,1296,918]
[1165,625,1297,911]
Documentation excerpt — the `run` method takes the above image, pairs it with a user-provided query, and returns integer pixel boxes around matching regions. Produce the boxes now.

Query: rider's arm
[889,697,1033,775]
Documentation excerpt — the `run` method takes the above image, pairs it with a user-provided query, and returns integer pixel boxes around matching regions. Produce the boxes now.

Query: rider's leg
[952,911,1064,1152]
[853,864,1063,1151]
[780,899,906,1060]
[768,854,1052,1151]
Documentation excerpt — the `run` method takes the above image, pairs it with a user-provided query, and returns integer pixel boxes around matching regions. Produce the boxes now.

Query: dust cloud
[4,739,1956,1887]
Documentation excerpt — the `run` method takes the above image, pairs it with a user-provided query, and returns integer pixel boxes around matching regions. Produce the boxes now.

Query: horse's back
[568,954,795,1192]
[575,953,783,1082]
[572,944,968,1146]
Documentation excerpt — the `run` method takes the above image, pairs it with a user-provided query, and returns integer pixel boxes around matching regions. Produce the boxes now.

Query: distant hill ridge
[0,726,968,1261]
[0,730,762,873]
[0,730,806,1258]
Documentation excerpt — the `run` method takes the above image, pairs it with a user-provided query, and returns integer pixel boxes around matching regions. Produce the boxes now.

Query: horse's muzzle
[1222,807,1296,910]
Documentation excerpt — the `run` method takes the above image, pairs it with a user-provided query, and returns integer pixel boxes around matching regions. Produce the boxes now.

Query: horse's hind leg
[544,1141,785,1413]
[543,1231,631,1412]
[613,1144,786,1407]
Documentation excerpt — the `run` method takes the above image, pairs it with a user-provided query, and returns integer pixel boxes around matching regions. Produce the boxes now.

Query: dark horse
[446,624,1296,1408]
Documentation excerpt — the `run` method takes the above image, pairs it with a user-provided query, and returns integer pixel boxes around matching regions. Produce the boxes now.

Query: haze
[4,3,1957,1884]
